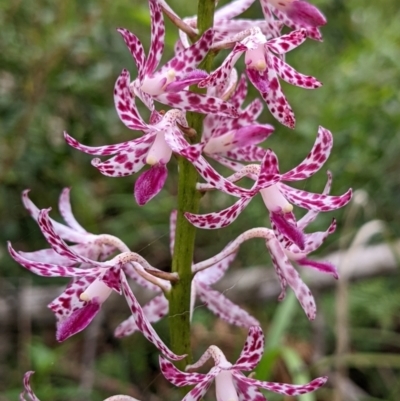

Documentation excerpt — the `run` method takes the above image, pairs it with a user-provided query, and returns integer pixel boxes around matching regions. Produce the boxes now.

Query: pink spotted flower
[260,0,326,41]
[8,195,183,360]
[160,326,327,401]
[65,69,256,205]
[185,126,352,250]
[118,0,238,117]
[192,185,338,321]
[199,27,322,128]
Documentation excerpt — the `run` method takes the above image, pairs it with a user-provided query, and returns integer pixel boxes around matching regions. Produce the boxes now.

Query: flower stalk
[168,0,216,367]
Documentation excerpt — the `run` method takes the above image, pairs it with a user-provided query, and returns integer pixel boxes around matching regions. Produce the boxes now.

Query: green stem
[168,0,216,368]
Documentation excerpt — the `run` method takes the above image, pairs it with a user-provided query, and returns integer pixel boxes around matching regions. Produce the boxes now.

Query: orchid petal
[64,132,133,156]
[283,127,332,181]
[279,184,352,212]
[56,299,101,342]
[234,326,264,371]
[161,29,214,79]
[234,376,267,401]
[155,90,239,117]
[302,218,336,253]
[252,57,296,128]
[270,53,322,89]
[185,197,253,229]
[22,190,93,243]
[145,0,165,75]
[270,212,305,250]
[267,237,316,319]
[134,164,168,205]
[214,0,256,20]
[165,70,208,92]
[37,209,103,266]
[91,136,154,177]
[181,370,219,401]
[196,282,259,328]
[266,29,307,54]
[225,146,268,162]
[285,1,327,28]
[21,371,40,401]
[271,7,323,41]
[159,356,206,386]
[297,257,338,278]
[8,242,103,277]
[120,272,184,361]
[115,294,168,337]
[297,171,332,229]
[199,43,246,90]
[117,28,146,80]
[58,188,86,233]
[195,251,236,285]
[233,371,327,396]
[114,69,148,131]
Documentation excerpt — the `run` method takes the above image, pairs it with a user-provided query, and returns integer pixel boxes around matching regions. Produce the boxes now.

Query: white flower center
[80,278,112,304]
[146,131,172,165]
[215,370,238,401]
[260,184,293,213]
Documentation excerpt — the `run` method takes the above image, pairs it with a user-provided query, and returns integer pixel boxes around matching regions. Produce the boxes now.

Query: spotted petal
[64,132,133,156]
[279,184,352,212]
[234,326,264,371]
[22,190,93,244]
[117,28,146,80]
[159,356,206,386]
[114,69,148,131]
[115,294,168,337]
[266,29,307,54]
[233,371,328,396]
[155,90,239,117]
[20,371,40,401]
[145,0,165,75]
[185,197,253,229]
[158,29,214,80]
[91,135,154,177]
[267,237,316,320]
[283,127,332,182]
[196,282,259,328]
[270,53,322,89]
[195,251,236,285]
[214,0,256,20]
[297,171,332,229]
[182,369,220,401]
[120,272,184,361]
[8,242,103,278]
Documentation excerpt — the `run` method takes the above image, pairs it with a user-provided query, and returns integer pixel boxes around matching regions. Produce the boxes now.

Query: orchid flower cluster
[11,0,352,400]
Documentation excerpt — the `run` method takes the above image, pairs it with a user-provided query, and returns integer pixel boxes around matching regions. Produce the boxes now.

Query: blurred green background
[1,0,400,400]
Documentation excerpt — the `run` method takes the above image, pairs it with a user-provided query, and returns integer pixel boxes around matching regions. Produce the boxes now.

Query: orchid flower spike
[160,326,327,401]
[199,27,321,128]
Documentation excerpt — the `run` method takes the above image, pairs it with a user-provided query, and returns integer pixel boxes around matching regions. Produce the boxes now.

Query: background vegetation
[1,0,399,400]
